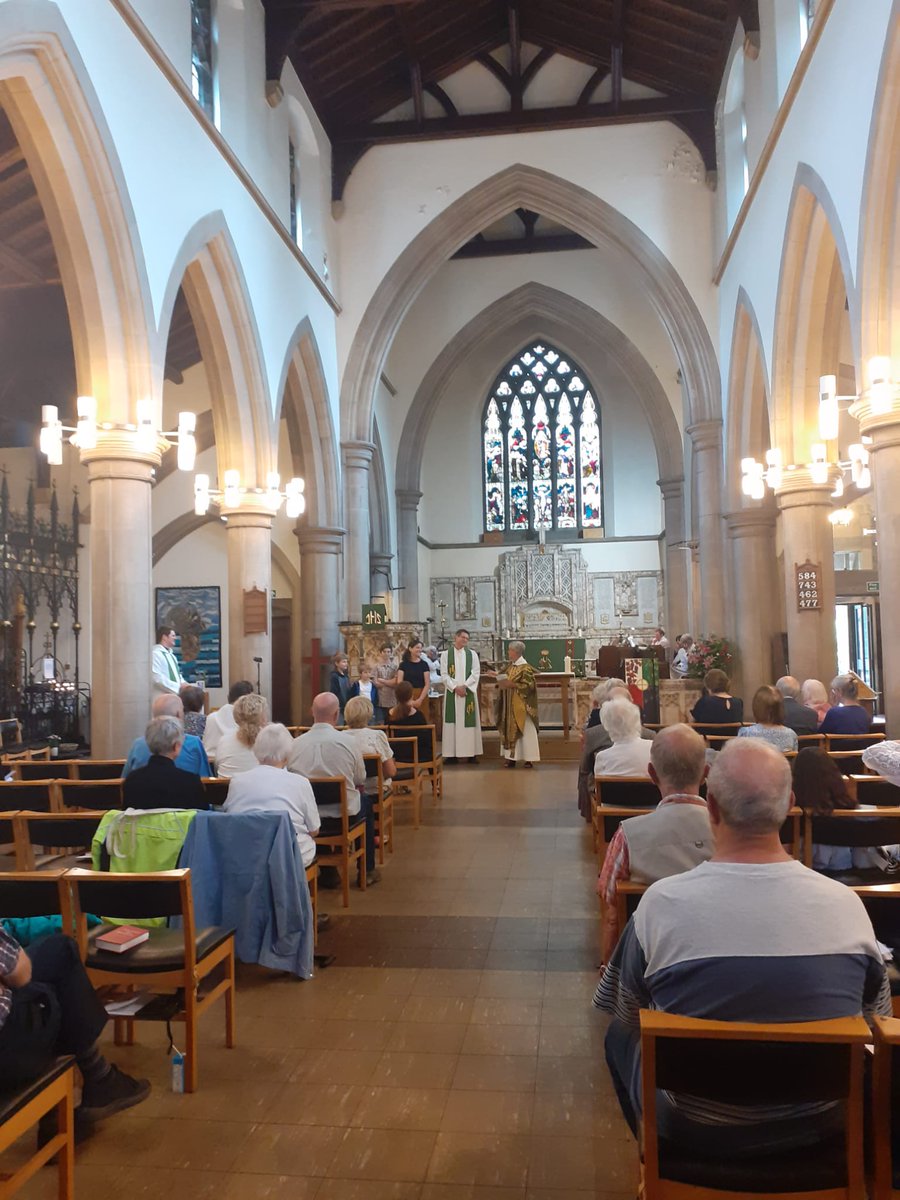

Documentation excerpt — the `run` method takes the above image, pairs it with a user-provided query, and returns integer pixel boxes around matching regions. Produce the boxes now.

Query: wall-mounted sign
[795,560,822,611]
[362,604,387,628]
[867,580,880,593]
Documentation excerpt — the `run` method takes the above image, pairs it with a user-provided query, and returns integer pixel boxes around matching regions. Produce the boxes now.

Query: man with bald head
[288,692,377,884]
[122,693,211,777]
[597,723,710,961]
[775,675,819,734]
[595,737,890,1156]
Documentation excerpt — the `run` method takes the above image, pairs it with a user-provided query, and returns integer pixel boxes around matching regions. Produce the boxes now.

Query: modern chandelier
[40,398,198,470]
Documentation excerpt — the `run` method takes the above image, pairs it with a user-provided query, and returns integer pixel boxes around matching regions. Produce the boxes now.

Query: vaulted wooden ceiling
[262,0,759,198]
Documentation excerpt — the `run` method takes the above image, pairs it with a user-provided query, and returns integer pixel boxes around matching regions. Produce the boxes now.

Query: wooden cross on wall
[301,637,329,708]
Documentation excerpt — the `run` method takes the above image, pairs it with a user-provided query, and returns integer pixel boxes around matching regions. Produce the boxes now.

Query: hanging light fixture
[192,470,306,518]
[38,398,198,468]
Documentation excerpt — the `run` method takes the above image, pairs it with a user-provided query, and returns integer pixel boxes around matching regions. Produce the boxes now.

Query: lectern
[595,645,669,724]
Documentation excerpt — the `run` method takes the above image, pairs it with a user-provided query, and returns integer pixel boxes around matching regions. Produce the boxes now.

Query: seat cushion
[0,1055,74,1124]
[87,925,232,973]
[658,1133,848,1191]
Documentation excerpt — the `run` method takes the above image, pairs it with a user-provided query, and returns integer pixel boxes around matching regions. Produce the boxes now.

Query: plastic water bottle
[170,1049,185,1093]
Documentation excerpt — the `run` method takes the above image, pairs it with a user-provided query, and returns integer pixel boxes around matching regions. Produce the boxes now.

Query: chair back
[849,884,900,949]
[0,780,56,813]
[57,779,123,811]
[849,775,900,807]
[0,717,22,748]
[807,806,900,852]
[640,1010,868,1198]
[12,811,105,870]
[826,731,884,753]
[796,733,825,749]
[309,777,350,831]
[74,760,127,780]
[363,753,381,781]
[873,1016,900,1199]
[388,735,420,769]
[67,867,196,967]
[0,870,69,918]
[827,749,869,775]
[595,776,659,809]
[202,778,230,807]
[615,880,648,929]
[692,723,742,741]
[9,760,73,781]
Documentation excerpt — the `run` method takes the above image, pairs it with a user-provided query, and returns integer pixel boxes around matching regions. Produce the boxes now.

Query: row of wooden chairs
[286,724,443,803]
[2,758,126,781]
[0,776,234,816]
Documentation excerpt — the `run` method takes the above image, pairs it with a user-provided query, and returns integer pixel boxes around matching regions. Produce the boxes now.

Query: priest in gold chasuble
[495,639,540,767]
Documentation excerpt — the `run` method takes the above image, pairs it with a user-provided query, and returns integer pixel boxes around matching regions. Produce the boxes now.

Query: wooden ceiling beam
[508,0,522,112]
[452,231,595,259]
[424,81,458,117]
[520,47,553,93]
[577,66,609,107]
[477,52,513,94]
[0,242,48,285]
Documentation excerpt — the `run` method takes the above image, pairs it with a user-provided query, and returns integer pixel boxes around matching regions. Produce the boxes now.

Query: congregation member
[397,640,430,712]
[224,723,320,866]
[203,680,253,757]
[820,673,873,735]
[348,662,378,716]
[440,628,482,764]
[388,681,426,728]
[671,634,692,678]
[492,639,540,768]
[578,681,655,819]
[690,669,744,725]
[288,693,378,885]
[801,678,831,725]
[344,695,397,797]
[862,740,900,785]
[373,644,400,724]
[737,685,798,752]
[180,684,206,739]
[792,747,898,871]
[595,738,891,1155]
[597,724,711,962]
[151,624,187,696]
[0,927,150,1145]
[122,716,209,812]
[329,652,352,722]
[123,693,211,778]
[774,676,820,734]
[594,697,652,777]
[214,693,269,778]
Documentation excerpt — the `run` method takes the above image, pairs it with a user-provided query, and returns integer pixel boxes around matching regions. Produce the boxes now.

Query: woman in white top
[224,724,320,865]
[344,696,396,795]
[594,697,653,777]
[215,692,268,778]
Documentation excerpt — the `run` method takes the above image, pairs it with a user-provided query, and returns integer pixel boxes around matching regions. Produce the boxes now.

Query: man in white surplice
[440,629,483,764]
[152,625,187,696]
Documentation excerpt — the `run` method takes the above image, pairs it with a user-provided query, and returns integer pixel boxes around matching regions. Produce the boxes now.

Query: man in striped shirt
[593,737,891,1156]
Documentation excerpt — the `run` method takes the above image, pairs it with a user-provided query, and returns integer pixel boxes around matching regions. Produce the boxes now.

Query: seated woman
[388,681,426,727]
[737,686,798,752]
[594,697,653,777]
[819,673,873,735]
[180,684,206,738]
[584,679,612,732]
[862,740,900,785]
[224,723,319,866]
[215,693,269,778]
[792,747,898,871]
[344,695,397,796]
[801,678,831,726]
[690,669,744,727]
[123,715,208,811]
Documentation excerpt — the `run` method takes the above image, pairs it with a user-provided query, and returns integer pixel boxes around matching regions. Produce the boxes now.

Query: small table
[535,672,574,739]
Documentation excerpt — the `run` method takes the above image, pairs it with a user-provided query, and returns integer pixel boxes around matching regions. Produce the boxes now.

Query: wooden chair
[826,732,885,753]
[67,867,236,1094]
[0,869,70,924]
[287,726,310,737]
[802,806,900,875]
[310,777,366,908]
[0,780,58,814]
[6,761,73,781]
[592,776,658,855]
[2,745,51,765]
[615,879,649,933]
[848,884,900,1016]
[639,1010,869,1199]
[692,722,743,741]
[0,809,19,871]
[306,861,319,947]
[828,749,872,776]
[392,723,442,802]
[849,776,900,807]
[201,777,230,807]
[0,1057,75,1199]
[12,811,105,871]
[873,1016,900,1199]
[797,734,826,749]
[73,760,127,780]
[387,736,423,829]
[0,717,23,748]
[56,779,123,812]
[363,753,394,865]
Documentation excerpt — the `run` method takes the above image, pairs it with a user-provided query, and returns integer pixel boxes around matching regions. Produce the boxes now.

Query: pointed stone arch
[0,0,153,417]
[157,213,272,482]
[725,289,774,513]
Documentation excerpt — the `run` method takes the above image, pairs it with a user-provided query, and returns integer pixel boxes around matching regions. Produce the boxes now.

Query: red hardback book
[95,925,149,953]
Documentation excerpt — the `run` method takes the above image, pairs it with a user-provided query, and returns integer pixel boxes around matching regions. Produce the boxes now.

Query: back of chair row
[3,759,126,782]
[0,778,123,814]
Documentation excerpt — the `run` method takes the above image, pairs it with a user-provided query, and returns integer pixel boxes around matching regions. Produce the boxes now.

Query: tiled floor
[10,760,637,1198]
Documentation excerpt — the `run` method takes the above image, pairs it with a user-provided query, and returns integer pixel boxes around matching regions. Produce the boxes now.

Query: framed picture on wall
[155,585,222,688]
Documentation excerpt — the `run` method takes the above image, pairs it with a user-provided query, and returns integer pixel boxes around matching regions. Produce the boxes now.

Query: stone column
[687,420,726,633]
[82,433,159,757]
[775,470,836,684]
[370,552,393,612]
[658,476,689,640]
[225,503,273,701]
[295,525,344,709]
[726,508,778,698]
[396,488,422,622]
[342,441,374,621]
[851,399,900,733]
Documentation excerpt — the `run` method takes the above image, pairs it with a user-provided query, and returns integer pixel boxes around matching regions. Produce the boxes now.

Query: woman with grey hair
[594,697,652,777]
[819,673,873,736]
[223,723,320,865]
[344,696,397,795]
[122,715,209,811]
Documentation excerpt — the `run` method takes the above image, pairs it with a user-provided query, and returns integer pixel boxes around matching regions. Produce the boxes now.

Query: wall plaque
[243,586,268,635]
[795,560,822,611]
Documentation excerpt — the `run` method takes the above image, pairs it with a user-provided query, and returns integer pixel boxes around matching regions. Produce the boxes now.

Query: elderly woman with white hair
[594,697,653,777]
[223,723,320,866]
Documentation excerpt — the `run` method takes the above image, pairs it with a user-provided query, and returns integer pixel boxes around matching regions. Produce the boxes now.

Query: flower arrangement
[686,635,734,680]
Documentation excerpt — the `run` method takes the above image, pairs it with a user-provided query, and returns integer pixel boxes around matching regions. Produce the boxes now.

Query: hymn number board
[795,561,822,611]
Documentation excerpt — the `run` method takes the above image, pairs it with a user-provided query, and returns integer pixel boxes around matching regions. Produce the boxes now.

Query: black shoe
[37,1107,94,1151]
[445,757,457,765]
[470,757,479,765]
[316,913,331,932]
[319,868,342,890]
[366,868,382,886]
[79,1065,151,1121]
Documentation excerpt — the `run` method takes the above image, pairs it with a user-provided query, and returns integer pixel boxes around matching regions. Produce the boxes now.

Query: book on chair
[95,925,149,953]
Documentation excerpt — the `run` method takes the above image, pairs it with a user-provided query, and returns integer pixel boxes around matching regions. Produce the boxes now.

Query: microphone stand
[253,656,262,694]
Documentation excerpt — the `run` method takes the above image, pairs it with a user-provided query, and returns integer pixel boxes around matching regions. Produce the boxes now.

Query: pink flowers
[686,635,733,679]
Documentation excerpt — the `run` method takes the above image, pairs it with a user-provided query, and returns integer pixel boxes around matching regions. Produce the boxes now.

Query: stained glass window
[482,342,603,535]
[191,0,215,121]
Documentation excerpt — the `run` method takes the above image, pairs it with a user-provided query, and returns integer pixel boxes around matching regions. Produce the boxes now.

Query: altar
[479,672,576,738]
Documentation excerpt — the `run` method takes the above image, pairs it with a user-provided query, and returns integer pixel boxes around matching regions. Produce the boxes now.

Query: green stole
[445,647,476,727]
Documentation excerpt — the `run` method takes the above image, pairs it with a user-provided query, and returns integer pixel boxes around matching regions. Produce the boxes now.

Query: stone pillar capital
[222,499,275,530]
[774,468,836,510]
[396,488,423,511]
[295,525,345,556]
[725,507,777,539]
[657,476,685,502]
[341,440,375,471]
[80,428,163,474]
[686,420,723,452]
[850,398,900,450]
[370,551,393,569]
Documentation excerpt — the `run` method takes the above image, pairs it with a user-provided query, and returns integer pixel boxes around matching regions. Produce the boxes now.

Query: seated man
[287,693,377,885]
[578,683,654,819]
[123,694,211,778]
[775,675,820,735]
[594,738,890,1157]
[597,723,711,962]
[123,716,209,811]
[0,927,150,1143]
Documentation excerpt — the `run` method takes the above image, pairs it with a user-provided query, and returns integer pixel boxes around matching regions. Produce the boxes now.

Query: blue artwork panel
[155,585,222,688]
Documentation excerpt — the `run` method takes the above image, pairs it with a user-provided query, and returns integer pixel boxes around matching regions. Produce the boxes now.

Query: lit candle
[564,655,572,673]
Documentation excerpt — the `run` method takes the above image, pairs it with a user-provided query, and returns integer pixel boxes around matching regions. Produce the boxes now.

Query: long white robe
[151,643,186,695]
[440,646,483,758]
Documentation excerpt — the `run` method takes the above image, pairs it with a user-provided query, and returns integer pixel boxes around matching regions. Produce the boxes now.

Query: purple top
[819,705,872,735]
